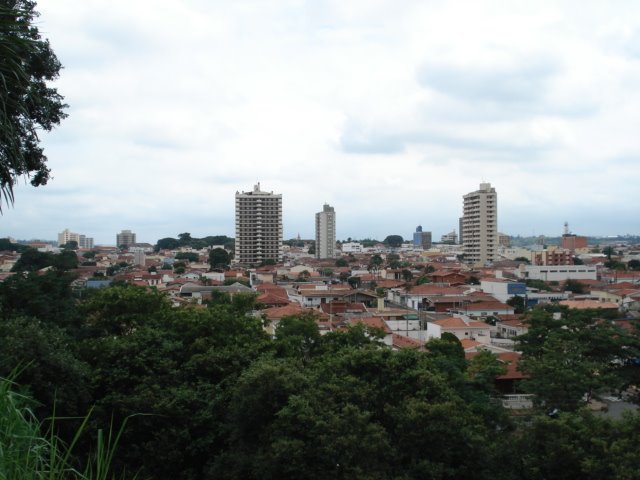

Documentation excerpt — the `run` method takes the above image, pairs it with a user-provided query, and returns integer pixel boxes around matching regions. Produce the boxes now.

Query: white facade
[133,250,146,267]
[462,183,497,266]
[58,229,94,249]
[235,183,283,266]
[520,264,597,282]
[480,279,527,303]
[341,242,363,253]
[315,204,336,259]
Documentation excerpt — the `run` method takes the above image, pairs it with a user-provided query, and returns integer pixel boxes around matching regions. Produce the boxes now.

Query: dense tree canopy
[0,0,67,209]
[1,273,640,480]
[383,235,404,247]
[517,306,639,411]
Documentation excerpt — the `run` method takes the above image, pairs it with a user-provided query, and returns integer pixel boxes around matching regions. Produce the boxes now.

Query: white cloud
[4,0,639,243]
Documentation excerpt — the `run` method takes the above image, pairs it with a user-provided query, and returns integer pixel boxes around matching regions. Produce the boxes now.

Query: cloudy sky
[4,0,640,245]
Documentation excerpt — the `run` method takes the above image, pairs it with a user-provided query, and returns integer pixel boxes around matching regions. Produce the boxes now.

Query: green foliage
[628,259,640,270]
[274,313,322,362]
[52,249,79,271]
[402,269,413,281]
[517,307,640,411]
[11,247,51,271]
[383,235,403,247]
[0,0,67,209]
[0,375,134,480]
[335,257,348,267]
[175,252,199,263]
[510,411,640,480]
[0,270,78,327]
[507,294,526,313]
[563,279,587,294]
[155,235,235,253]
[0,237,27,252]
[154,237,180,251]
[4,268,640,480]
[416,275,431,285]
[208,247,230,270]
[61,240,78,250]
[466,275,480,285]
[526,278,553,291]
[514,256,530,264]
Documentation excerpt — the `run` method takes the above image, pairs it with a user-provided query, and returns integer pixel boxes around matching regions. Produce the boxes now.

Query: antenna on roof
[564,221,569,236]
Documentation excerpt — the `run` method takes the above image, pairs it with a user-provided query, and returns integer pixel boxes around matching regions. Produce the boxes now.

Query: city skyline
[2,1,640,244]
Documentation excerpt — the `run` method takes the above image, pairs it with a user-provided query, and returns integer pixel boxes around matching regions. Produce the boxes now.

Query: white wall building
[235,183,283,266]
[315,204,336,259]
[520,264,597,282]
[341,242,363,254]
[58,228,94,249]
[462,183,497,266]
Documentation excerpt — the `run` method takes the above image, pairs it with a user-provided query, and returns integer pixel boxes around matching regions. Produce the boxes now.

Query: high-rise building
[315,204,336,259]
[116,229,136,248]
[413,225,432,249]
[58,228,94,249]
[235,183,283,266]
[441,230,458,244]
[461,183,497,266]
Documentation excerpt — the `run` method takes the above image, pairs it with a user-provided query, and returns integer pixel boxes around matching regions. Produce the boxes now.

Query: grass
[0,375,133,480]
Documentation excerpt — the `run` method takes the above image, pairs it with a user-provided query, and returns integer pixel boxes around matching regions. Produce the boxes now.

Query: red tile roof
[391,333,425,350]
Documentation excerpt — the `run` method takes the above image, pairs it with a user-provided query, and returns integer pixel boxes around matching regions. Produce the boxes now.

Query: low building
[431,316,492,343]
[520,264,597,282]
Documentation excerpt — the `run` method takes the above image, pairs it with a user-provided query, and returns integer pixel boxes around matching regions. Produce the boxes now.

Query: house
[451,301,515,319]
[431,316,492,343]
[495,316,528,339]
[558,299,619,312]
[480,278,527,303]
[428,270,467,285]
[389,285,468,310]
[466,351,527,394]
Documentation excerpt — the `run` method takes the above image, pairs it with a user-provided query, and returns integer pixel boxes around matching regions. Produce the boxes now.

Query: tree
[335,257,348,267]
[177,232,192,245]
[61,240,78,250]
[383,235,403,248]
[209,247,230,270]
[154,237,180,251]
[0,0,67,209]
[517,307,640,411]
[0,237,27,251]
[628,259,640,270]
[506,295,526,313]
[175,251,198,263]
[563,279,586,294]
[51,249,78,271]
[10,247,52,271]
[306,243,315,255]
[401,269,413,282]
[514,256,530,264]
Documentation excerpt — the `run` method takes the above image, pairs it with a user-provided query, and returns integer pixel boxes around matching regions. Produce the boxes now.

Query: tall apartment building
[413,225,432,249]
[461,183,497,266]
[116,229,136,248]
[441,230,458,244]
[235,183,283,266]
[315,204,336,259]
[58,228,94,249]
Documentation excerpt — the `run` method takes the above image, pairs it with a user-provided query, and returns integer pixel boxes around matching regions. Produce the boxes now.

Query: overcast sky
[3,0,640,245]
